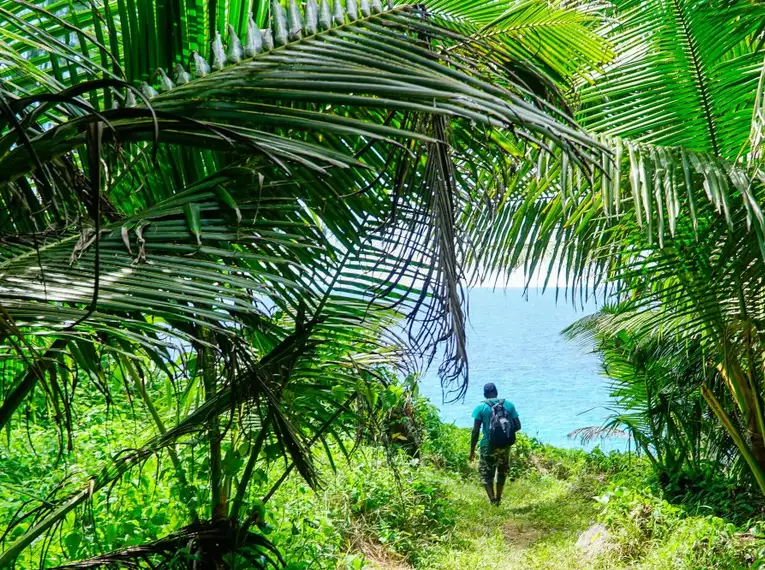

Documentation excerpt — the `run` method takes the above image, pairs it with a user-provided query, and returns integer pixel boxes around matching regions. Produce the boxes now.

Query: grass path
[420,473,605,569]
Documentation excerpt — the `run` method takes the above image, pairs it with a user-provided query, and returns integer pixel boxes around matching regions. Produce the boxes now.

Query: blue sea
[418,287,625,451]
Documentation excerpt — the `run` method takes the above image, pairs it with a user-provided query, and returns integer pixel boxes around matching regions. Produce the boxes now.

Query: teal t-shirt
[472,398,519,449]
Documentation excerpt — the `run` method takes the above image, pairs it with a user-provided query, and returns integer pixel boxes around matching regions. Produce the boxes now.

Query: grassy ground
[419,472,602,570]
[366,465,753,570]
[273,423,755,570]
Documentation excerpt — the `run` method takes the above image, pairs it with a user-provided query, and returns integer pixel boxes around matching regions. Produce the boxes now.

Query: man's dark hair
[483,382,498,398]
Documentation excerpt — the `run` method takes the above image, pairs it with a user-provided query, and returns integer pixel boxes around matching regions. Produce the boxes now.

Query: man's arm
[508,403,521,432]
[469,419,482,461]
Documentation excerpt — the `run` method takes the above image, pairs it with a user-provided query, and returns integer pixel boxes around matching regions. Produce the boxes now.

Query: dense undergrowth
[3,392,765,568]
[261,400,765,569]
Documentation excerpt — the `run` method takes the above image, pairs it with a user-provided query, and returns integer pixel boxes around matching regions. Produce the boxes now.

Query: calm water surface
[418,287,625,451]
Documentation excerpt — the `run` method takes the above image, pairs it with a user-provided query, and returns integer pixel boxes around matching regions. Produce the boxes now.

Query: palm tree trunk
[199,331,227,522]
[702,386,765,494]
[198,330,227,570]
[746,391,765,470]
[715,352,765,489]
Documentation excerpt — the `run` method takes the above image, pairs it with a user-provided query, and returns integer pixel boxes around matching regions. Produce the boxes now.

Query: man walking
[469,382,521,506]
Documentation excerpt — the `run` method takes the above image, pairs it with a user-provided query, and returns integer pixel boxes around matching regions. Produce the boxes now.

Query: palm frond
[50,519,281,569]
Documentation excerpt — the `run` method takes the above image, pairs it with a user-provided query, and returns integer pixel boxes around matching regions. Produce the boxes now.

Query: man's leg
[479,448,496,503]
[495,448,510,506]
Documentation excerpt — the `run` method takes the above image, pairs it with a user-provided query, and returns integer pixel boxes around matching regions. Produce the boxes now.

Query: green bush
[422,420,471,475]
[645,516,741,570]
[333,449,455,563]
[269,446,455,568]
[654,462,765,526]
[598,485,748,569]
[526,440,633,480]
[265,484,348,570]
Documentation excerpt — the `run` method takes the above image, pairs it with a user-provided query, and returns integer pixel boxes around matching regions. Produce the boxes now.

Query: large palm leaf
[0,0,600,386]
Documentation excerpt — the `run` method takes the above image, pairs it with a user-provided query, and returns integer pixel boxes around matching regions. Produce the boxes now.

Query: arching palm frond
[0,0,602,400]
[426,0,613,86]
[566,304,738,478]
[452,0,765,496]
[466,0,765,290]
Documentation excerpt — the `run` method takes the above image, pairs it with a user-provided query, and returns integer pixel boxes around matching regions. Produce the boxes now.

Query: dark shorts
[479,446,510,485]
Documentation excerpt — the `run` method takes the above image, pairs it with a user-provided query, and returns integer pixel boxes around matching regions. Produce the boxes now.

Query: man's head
[483,382,498,399]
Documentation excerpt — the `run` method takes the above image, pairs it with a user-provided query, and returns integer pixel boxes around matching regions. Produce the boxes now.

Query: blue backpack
[488,399,517,448]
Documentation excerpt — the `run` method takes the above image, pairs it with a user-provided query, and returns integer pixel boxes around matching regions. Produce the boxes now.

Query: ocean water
[418,287,625,451]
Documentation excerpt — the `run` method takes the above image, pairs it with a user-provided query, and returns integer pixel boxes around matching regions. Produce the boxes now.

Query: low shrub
[421,419,471,476]
[654,462,765,526]
[645,515,741,570]
[598,485,749,569]
[269,446,455,568]
[266,486,347,570]
[331,449,455,564]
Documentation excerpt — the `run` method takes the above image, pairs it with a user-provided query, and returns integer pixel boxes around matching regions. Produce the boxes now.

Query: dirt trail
[410,474,601,569]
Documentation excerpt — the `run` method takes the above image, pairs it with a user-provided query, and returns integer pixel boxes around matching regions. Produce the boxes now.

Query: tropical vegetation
[7,0,765,566]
